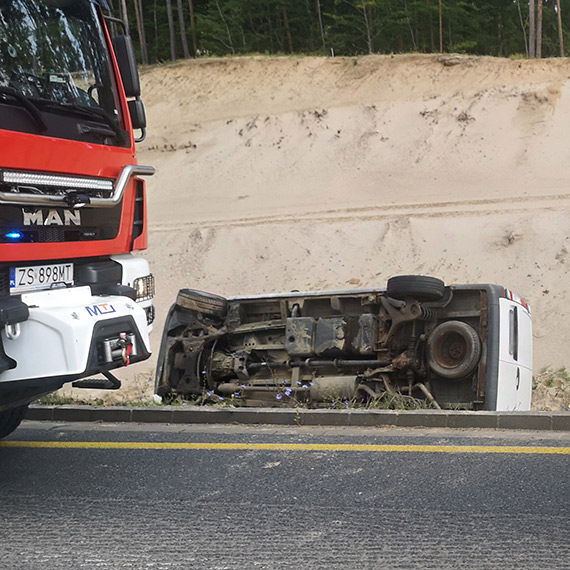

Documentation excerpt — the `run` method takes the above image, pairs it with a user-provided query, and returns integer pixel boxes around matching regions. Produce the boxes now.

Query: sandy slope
[65,54,570,409]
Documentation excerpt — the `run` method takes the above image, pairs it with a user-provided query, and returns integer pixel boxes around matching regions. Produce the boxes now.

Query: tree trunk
[176,0,190,58]
[283,7,294,53]
[187,0,198,57]
[216,0,235,55]
[315,0,326,51]
[556,0,564,56]
[516,0,529,57]
[403,0,417,51]
[120,0,129,33]
[427,0,435,52]
[529,0,536,57]
[248,9,259,52]
[134,0,149,64]
[361,5,373,54]
[154,0,159,60]
[438,0,443,53]
[267,4,274,52]
[166,0,177,60]
[537,0,542,58]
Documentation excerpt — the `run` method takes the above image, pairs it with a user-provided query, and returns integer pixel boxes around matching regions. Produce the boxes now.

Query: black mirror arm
[134,128,146,143]
[104,15,127,34]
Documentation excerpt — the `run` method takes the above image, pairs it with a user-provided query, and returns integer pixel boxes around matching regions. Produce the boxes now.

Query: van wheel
[176,289,227,318]
[427,321,481,380]
[386,275,445,302]
[0,405,28,439]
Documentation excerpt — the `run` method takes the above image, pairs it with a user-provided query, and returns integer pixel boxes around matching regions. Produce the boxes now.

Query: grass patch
[532,366,570,411]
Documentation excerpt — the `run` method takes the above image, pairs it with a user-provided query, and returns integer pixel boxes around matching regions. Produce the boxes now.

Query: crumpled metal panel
[351,314,377,355]
[315,317,347,356]
[285,317,314,356]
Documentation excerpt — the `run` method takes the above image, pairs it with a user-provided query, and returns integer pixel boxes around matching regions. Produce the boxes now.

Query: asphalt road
[1,422,570,569]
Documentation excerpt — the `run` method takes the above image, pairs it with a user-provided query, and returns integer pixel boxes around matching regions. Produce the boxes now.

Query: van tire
[176,289,227,317]
[387,275,445,302]
[427,321,481,380]
[0,405,28,439]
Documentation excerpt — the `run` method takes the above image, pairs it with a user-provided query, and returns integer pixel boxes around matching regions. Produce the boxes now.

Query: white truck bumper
[1,285,151,382]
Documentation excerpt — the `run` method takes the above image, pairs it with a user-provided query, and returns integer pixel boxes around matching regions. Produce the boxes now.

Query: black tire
[427,321,481,380]
[386,275,445,302]
[0,405,28,439]
[176,289,227,317]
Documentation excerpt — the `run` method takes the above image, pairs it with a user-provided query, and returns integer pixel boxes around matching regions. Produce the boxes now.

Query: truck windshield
[0,0,120,126]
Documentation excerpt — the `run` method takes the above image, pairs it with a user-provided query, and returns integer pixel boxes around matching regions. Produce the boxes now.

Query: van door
[496,298,533,411]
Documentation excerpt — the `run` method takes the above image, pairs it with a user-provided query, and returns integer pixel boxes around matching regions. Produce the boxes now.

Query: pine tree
[166,0,176,59]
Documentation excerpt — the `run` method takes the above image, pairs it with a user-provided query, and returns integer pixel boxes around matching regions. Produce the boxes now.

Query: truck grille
[0,227,101,244]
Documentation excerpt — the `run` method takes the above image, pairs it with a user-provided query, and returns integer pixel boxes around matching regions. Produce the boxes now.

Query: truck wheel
[0,405,28,439]
[427,321,481,380]
[386,275,445,302]
[176,289,227,318]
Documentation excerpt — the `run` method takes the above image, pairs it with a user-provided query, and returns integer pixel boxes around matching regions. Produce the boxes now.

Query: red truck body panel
[0,128,141,262]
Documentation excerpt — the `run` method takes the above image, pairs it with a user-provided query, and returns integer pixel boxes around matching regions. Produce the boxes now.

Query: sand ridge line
[149,193,570,231]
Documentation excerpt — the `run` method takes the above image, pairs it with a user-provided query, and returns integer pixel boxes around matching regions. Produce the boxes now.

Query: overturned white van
[155,276,532,412]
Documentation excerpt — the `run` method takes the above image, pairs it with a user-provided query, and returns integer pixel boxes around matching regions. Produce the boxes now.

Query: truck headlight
[134,274,155,301]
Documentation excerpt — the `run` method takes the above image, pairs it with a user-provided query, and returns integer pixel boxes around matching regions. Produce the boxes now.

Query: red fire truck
[0,0,155,437]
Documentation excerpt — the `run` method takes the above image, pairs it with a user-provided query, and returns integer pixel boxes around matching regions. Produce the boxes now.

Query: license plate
[10,263,74,293]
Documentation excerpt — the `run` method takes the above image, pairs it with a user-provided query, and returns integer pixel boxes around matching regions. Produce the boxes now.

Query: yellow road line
[1,441,570,454]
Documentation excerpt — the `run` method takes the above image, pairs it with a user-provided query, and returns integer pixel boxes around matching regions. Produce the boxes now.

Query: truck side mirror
[128,99,147,131]
[113,34,146,141]
[112,34,141,98]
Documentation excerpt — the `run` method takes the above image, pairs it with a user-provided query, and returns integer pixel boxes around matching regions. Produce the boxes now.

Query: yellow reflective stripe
[1,441,570,454]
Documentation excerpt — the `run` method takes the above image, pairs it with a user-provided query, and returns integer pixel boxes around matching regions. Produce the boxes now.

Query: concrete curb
[25,405,570,431]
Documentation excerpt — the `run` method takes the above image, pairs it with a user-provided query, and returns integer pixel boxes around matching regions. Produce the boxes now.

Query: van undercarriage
[156,276,494,410]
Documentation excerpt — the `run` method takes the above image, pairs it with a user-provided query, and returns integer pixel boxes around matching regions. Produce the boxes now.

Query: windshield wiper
[0,86,48,133]
[32,99,126,143]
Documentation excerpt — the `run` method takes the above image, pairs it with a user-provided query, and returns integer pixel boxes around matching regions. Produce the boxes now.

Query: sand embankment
[67,54,570,409]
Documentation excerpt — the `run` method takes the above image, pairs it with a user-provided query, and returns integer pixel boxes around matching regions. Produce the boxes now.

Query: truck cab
[0,0,155,437]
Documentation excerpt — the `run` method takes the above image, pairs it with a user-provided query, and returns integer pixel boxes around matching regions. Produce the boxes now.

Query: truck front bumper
[0,286,151,410]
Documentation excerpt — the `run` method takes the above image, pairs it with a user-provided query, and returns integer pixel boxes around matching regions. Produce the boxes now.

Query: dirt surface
[62,54,570,409]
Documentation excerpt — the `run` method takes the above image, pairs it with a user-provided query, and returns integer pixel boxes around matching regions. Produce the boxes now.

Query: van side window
[509,306,518,361]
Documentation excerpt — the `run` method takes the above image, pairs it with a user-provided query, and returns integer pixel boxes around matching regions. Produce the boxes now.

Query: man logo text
[23,209,81,226]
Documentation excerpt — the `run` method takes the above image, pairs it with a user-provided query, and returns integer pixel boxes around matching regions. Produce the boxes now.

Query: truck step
[72,372,121,390]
